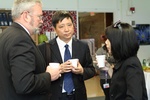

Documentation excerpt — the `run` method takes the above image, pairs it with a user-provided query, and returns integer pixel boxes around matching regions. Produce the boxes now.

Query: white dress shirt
[56,37,73,93]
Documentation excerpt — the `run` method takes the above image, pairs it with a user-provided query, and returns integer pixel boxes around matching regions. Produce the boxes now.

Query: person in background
[95,35,115,100]
[105,21,148,100]
[48,10,96,100]
[0,0,61,100]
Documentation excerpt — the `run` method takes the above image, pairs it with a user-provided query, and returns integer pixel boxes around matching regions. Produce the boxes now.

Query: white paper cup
[96,55,106,68]
[69,59,79,68]
[49,63,60,68]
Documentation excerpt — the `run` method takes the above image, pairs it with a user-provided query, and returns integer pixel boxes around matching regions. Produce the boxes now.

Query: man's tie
[64,44,74,94]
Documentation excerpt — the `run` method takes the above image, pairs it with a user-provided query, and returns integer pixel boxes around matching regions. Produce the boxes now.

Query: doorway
[78,12,113,50]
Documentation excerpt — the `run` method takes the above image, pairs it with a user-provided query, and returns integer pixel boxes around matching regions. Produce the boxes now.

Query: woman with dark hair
[105,21,148,100]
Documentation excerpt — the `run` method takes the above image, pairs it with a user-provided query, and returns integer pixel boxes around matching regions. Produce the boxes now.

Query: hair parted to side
[52,10,74,28]
[105,22,139,61]
[11,0,42,20]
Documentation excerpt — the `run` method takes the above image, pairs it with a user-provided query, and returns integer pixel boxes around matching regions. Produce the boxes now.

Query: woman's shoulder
[96,47,107,55]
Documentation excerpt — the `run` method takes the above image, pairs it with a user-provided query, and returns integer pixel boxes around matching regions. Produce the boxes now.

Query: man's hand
[60,61,73,73]
[46,65,61,81]
[72,62,84,75]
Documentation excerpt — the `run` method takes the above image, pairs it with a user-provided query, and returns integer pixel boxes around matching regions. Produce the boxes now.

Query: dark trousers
[60,92,75,100]
[100,79,111,100]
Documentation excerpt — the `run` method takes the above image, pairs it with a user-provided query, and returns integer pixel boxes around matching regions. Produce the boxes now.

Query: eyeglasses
[29,12,43,20]
[113,20,122,32]
[21,11,43,20]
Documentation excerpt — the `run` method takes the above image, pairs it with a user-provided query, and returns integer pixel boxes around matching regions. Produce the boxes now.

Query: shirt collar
[56,37,72,49]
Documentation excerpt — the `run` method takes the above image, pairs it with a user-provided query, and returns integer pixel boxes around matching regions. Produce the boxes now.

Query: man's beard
[34,28,41,34]
[29,19,42,35]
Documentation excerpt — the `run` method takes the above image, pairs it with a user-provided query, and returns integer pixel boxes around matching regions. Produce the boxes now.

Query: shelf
[0,26,7,31]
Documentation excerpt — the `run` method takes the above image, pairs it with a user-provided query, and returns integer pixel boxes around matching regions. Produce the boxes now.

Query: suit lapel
[50,38,79,63]
[72,38,79,59]
[12,22,37,47]
[50,39,63,63]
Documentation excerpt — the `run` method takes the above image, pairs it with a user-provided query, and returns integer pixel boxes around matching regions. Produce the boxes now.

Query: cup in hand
[49,63,60,68]
[96,55,106,68]
[69,59,79,68]
[48,62,61,78]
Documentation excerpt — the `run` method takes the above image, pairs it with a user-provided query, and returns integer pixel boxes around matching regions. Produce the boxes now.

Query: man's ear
[22,11,31,22]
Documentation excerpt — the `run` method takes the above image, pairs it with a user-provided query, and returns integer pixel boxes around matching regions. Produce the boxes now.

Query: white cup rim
[68,59,78,67]
[49,63,60,68]
[96,55,105,68]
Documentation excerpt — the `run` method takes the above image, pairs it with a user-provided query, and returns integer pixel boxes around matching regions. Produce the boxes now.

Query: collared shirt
[56,37,73,93]
[56,37,72,62]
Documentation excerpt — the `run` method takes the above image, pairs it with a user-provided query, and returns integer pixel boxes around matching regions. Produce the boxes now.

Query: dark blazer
[49,37,96,100]
[110,56,148,100]
[0,23,51,100]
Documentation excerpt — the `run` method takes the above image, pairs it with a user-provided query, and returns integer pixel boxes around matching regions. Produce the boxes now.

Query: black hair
[52,10,74,28]
[105,22,139,61]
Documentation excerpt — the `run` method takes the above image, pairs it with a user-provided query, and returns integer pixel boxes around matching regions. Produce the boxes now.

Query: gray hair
[11,0,42,20]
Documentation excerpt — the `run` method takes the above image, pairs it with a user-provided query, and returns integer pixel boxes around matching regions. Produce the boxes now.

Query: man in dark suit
[49,11,96,100]
[0,0,61,100]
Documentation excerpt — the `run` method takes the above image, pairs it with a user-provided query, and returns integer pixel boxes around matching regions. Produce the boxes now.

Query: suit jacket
[110,56,148,100]
[0,23,51,100]
[49,37,96,100]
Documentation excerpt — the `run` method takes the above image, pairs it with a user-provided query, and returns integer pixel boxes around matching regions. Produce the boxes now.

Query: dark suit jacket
[0,23,51,100]
[49,37,96,100]
[110,56,148,100]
